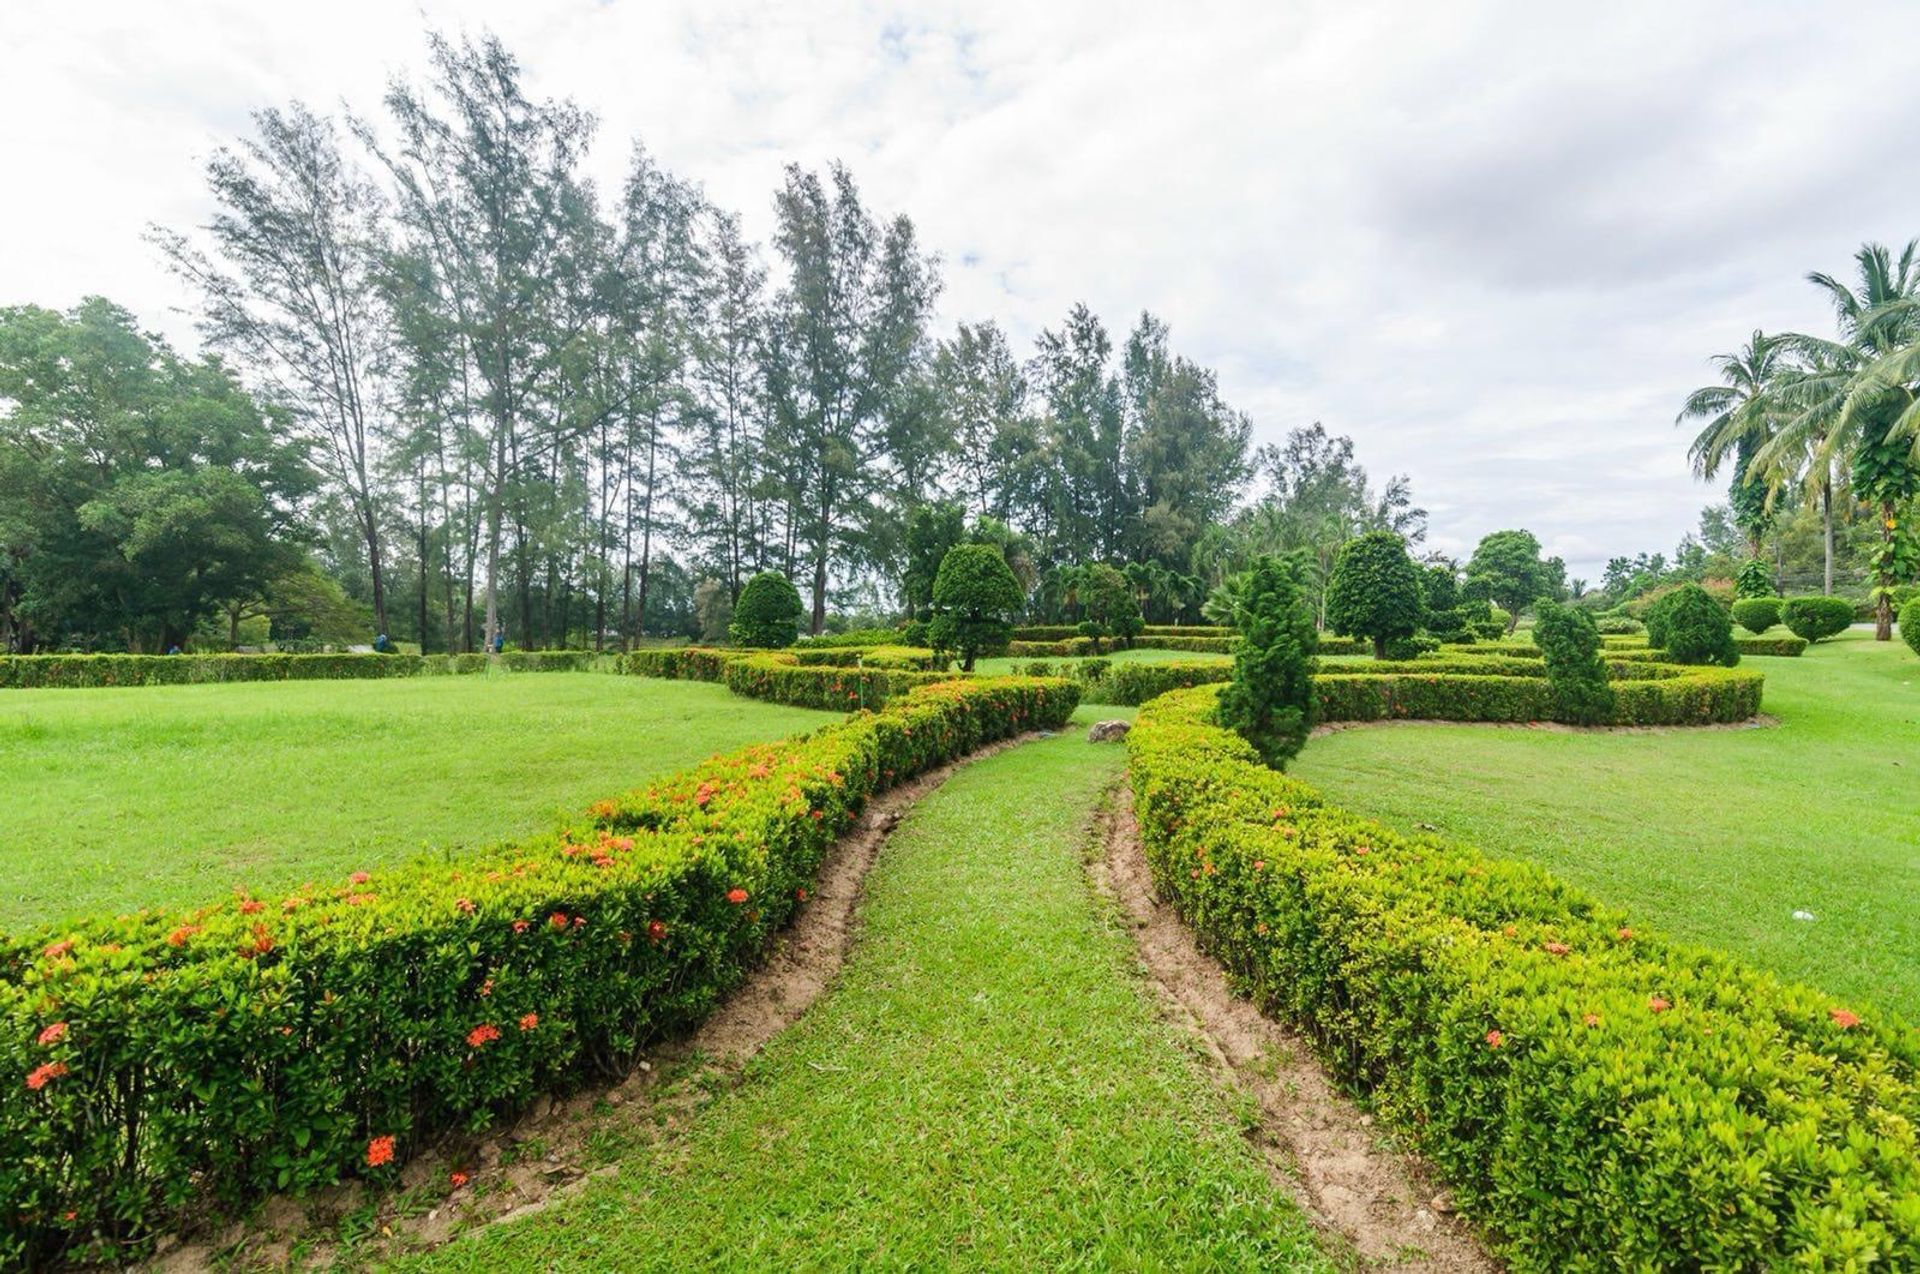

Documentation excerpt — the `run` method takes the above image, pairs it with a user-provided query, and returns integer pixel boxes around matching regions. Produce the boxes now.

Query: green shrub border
[1127,686,1919,1268]
[622,646,953,711]
[0,675,1081,1266]
[1316,662,1762,726]
[0,651,609,690]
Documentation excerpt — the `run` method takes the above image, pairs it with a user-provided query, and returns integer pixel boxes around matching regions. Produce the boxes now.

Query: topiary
[927,544,1025,671]
[1734,558,1774,599]
[728,571,804,648]
[1594,614,1644,635]
[1214,553,1317,769]
[1648,583,1739,666]
[1076,563,1143,652]
[1324,530,1425,660]
[1901,597,1920,658]
[1021,660,1055,677]
[1779,595,1854,643]
[1383,634,1440,661]
[1730,597,1782,635]
[1533,598,1614,725]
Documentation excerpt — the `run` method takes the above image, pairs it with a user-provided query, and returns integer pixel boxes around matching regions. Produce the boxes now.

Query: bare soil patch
[1089,786,1498,1273]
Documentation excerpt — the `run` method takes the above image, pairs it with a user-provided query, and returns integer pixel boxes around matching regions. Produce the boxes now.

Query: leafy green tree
[1075,562,1143,651]
[927,544,1023,671]
[1215,554,1316,769]
[1647,583,1739,665]
[1466,529,1552,633]
[1533,599,1613,725]
[1734,558,1775,598]
[902,500,967,615]
[1324,531,1423,659]
[728,570,803,648]
[1677,331,1786,561]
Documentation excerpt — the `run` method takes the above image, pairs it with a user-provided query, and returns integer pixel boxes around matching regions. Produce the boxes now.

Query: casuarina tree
[1324,530,1423,659]
[1215,553,1317,769]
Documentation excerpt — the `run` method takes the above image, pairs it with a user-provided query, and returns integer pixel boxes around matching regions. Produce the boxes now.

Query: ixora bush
[1127,686,1920,1269]
[1078,659,1231,706]
[1214,554,1317,768]
[0,675,1080,1266]
[927,544,1024,671]
[1781,595,1855,643]
[1644,583,1739,666]
[1324,530,1424,660]
[728,571,804,648]
[1730,596,1783,634]
[1532,599,1613,726]
[1903,598,1920,657]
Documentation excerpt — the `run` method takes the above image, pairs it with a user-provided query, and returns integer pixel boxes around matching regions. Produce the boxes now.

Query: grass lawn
[403,710,1330,1272]
[1292,630,1920,1016]
[0,675,833,932]
[972,646,1230,675]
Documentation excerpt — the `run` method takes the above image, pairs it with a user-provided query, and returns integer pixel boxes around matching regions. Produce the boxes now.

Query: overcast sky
[4,1,1916,578]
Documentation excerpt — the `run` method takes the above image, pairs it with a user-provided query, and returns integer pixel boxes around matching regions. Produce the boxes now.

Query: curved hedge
[1079,659,1233,706]
[1315,661,1762,726]
[0,651,611,689]
[0,675,1080,1266]
[1128,687,1920,1269]
[623,646,953,711]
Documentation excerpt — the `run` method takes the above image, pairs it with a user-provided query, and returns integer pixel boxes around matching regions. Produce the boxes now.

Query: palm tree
[1766,242,1920,637]
[1677,330,1787,562]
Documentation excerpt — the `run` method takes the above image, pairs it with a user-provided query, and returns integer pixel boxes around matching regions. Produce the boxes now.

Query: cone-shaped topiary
[1647,583,1739,666]
[1214,553,1317,768]
[1533,597,1614,725]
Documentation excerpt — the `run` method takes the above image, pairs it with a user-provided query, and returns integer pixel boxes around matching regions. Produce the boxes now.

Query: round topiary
[1730,597,1782,635]
[928,543,1025,671]
[728,571,804,648]
[1650,583,1739,666]
[1324,530,1424,660]
[1779,595,1854,644]
[1899,597,1920,658]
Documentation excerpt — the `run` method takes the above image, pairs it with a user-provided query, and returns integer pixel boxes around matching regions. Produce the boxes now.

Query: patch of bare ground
[1311,714,1775,739]
[1088,785,1499,1273]
[144,736,1032,1273]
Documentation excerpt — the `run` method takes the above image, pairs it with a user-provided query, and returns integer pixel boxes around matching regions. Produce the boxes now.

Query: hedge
[1079,659,1233,706]
[622,646,954,711]
[1315,663,1762,726]
[1006,637,1096,657]
[0,675,1081,1266]
[1134,634,1236,653]
[1734,634,1807,657]
[1315,635,1370,656]
[1128,687,1920,1269]
[790,645,947,671]
[0,652,608,690]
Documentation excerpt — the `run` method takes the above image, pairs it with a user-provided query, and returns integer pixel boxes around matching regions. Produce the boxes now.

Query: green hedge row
[0,675,1081,1266]
[622,646,952,711]
[1134,634,1235,653]
[1006,637,1097,657]
[1008,624,1231,642]
[1734,634,1808,657]
[1127,687,1919,1269]
[1316,664,1763,726]
[1079,659,1232,706]
[0,651,611,689]
[790,645,947,671]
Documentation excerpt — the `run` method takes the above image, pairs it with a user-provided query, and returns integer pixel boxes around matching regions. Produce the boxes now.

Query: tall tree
[685,208,769,600]
[933,320,1028,521]
[1031,305,1127,564]
[1676,330,1786,561]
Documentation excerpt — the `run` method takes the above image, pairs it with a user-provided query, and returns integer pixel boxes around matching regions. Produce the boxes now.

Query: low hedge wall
[1128,687,1920,1268]
[1316,663,1763,726]
[1007,637,1096,657]
[622,646,954,711]
[0,675,1080,1266]
[1079,659,1232,706]
[1134,634,1235,653]
[1734,634,1807,657]
[1008,634,1238,657]
[1315,635,1370,656]
[0,651,608,689]
[790,645,947,671]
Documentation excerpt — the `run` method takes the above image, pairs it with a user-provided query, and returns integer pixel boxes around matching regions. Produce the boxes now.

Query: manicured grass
[1292,630,1920,1016]
[404,710,1330,1272]
[0,675,833,931]
[972,646,1230,675]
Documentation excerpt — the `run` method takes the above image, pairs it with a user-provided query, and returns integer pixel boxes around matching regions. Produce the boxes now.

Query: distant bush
[1533,598,1613,725]
[1645,583,1738,666]
[1594,614,1644,635]
[1082,660,1232,706]
[796,627,908,649]
[1780,595,1854,643]
[1215,555,1317,768]
[728,572,804,648]
[1075,564,1144,652]
[1901,598,1920,658]
[1020,660,1055,677]
[1073,657,1112,685]
[1730,597,1782,634]
[1735,558,1775,599]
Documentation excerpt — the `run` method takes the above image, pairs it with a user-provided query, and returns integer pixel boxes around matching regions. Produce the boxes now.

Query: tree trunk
[365,512,390,639]
[1822,476,1835,597]
[1876,499,1896,641]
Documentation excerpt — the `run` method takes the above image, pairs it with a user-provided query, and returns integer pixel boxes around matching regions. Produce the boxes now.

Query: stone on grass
[1087,720,1131,743]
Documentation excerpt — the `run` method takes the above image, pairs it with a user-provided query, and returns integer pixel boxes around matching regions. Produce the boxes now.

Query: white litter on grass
[1792,910,1817,922]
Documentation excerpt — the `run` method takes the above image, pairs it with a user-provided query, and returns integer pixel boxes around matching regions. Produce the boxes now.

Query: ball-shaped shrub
[1730,597,1782,635]
[1779,595,1854,643]
[1649,583,1739,666]
[728,571,804,648]
[1899,598,1920,658]
[1324,530,1424,660]
[928,543,1025,671]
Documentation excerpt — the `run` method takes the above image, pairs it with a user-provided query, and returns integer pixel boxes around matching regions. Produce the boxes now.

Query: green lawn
[0,675,833,932]
[403,711,1329,1272]
[1292,630,1920,1016]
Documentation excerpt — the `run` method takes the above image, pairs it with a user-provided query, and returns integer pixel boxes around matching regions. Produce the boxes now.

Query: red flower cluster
[1486,1030,1504,1049]
[647,919,668,943]
[41,939,74,961]
[348,871,371,885]
[37,1022,68,1046]
[467,1023,502,1049]
[549,912,570,930]
[518,1012,539,1032]
[512,919,531,934]
[26,1061,68,1091]
[165,925,197,948]
[366,1134,396,1167]
[455,897,476,915]
[449,1170,470,1188]
[726,888,749,905]
[238,899,265,915]
[1830,1007,1861,1029]
[1543,942,1571,956]
[1649,997,1671,1013]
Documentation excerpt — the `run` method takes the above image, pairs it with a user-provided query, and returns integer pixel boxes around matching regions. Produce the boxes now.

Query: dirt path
[1089,784,1498,1273]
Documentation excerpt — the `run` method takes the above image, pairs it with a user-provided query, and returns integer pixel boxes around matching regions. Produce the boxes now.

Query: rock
[1087,719,1131,743]
[1792,909,1816,922]
[1429,1190,1455,1214]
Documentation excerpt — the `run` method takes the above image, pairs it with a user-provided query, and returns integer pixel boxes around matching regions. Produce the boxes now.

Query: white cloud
[4,0,1915,577]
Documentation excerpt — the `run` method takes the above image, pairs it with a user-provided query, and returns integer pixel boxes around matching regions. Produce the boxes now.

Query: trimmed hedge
[1781,596,1855,643]
[1135,634,1236,653]
[1904,598,1920,658]
[1128,687,1920,1269]
[1735,634,1808,657]
[1079,659,1233,706]
[1007,637,1096,658]
[1315,635,1370,656]
[0,652,606,690]
[1315,662,1762,726]
[794,628,917,649]
[622,646,954,711]
[790,645,947,672]
[1731,597,1783,635]
[0,675,1081,1266]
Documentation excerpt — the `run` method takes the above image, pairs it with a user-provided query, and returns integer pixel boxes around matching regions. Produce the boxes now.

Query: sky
[4,0,1917,580]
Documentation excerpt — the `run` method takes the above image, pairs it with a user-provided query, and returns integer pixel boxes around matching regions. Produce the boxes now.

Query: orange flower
[1617,927,1633,941]
[795,887,808,901]
[646,920,668,943]
[549,912,569,929]
[239,899,265,915]
[26,1061,68,1091]
[512,920,531,934]
[41,939,73,960]
[283,897,304,913]
[455,898,476,915]
[479,978,493,997]
[467,1023,501,1049]
[365,1135,396,1167]
[1486,1030,1504,1049]
[1252,861,1265,872]
[518,1012,539,1032]
[1830,1008,1861,1029]
[349,871,371,885]
[1582,1013,1601,1028]
[726,888,749,905]
[1649,997,1671,1013]
[1543,942,1570,956]
[165,925,196,948]
[449,1171,470,1188]
[37,1022,68,1047]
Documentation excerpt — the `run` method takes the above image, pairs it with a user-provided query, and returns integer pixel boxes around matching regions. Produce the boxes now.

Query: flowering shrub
[1128,686,1920,1269]
[0,651,601,689]
[0,675,1079,1266]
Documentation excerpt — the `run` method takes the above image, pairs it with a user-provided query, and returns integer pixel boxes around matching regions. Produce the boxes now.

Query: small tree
[694,579,734,644]
[729,571,803,648]
[1467,529,1551,633]
[1648,583,1739,665]
[928,544,1024,671]
[1215,554,1317,769]
[1076,563,1143,652]
[1779,595,1854,643]
[1734,558,1774,599]
[1324,531,1424,660]
[1533,598,1614,725]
